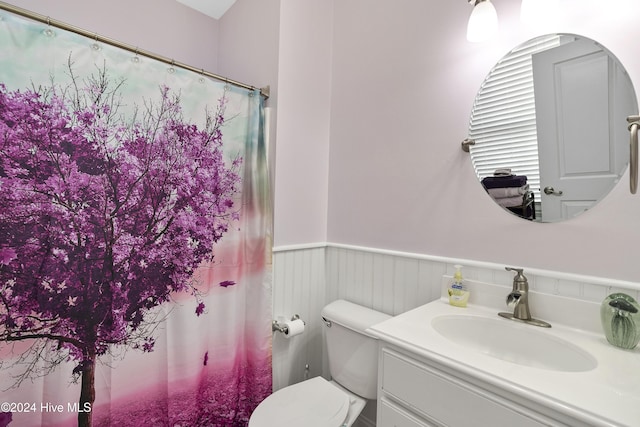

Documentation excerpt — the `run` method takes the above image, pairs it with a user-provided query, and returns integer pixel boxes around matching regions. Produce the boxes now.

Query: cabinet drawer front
[381,349,548,427]
[379,397,436,427]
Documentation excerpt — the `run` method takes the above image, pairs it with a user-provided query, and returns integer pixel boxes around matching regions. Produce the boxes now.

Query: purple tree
[0,67,241,427]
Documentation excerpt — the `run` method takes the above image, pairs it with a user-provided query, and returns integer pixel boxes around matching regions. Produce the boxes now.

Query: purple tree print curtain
[0,10,272,427]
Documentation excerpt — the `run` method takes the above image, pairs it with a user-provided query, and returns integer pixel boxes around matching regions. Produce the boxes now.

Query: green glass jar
[600,293,640,350]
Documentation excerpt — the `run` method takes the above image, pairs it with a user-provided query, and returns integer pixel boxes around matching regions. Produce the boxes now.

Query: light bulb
[467,0,498,43]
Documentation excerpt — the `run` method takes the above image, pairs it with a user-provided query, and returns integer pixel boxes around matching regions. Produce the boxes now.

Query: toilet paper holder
[272,314,305,334]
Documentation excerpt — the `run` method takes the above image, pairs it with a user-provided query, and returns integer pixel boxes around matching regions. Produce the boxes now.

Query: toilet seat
[249,376,351,427]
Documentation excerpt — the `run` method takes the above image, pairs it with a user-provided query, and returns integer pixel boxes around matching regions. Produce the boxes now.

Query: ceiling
[175,0,237,19]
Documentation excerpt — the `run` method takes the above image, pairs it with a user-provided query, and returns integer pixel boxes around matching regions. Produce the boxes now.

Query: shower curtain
[0,9,272,427]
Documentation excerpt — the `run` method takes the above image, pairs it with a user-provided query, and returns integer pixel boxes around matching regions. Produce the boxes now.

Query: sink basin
[431,315,597,372]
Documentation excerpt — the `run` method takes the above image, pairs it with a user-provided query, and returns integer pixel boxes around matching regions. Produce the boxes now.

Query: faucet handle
[505,267,528,290]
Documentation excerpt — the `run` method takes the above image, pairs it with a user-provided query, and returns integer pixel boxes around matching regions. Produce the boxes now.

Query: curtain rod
[0,1,270,99]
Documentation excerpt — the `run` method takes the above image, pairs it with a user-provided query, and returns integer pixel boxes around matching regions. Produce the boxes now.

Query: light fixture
[467,0,498,43]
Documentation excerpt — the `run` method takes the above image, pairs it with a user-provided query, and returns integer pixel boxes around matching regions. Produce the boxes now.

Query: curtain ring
[43,17,54,37]
[132,47,140,63]
[91,33,101,51]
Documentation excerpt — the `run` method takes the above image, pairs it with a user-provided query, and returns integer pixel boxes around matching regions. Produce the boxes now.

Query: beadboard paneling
[326,246,446,315]
[272,246,326,391]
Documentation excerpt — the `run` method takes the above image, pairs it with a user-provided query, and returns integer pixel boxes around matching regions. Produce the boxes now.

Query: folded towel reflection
[481,175,527,189]
[487,185,529,199]
[495,196,526,208]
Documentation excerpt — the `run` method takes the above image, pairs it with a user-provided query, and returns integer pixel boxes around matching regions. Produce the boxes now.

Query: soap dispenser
[448,264,469,307]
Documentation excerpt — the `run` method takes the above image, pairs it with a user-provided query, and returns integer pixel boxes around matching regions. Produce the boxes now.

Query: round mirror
[468,34,638,222]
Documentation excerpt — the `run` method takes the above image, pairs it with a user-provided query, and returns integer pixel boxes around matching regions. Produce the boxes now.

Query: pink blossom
[0,248,16,265]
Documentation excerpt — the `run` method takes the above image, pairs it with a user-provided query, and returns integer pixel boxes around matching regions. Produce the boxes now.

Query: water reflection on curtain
[0,10,272,427]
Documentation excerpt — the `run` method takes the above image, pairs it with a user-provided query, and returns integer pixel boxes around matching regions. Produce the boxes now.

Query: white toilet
[249,299,391,427]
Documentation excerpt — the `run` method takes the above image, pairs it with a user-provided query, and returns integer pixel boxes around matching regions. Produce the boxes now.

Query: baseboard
[353,414,376,427]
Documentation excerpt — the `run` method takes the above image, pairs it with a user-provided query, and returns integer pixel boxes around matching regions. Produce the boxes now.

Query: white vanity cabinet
[376,345,566,427]
[368,276,640,427]
[368,279,640,427]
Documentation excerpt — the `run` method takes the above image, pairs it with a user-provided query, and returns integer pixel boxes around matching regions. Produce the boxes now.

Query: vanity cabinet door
[380,348,554,427]
[379,397,439,427]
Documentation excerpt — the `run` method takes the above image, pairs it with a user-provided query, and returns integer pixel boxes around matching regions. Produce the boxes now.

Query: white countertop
[368,284,640,427]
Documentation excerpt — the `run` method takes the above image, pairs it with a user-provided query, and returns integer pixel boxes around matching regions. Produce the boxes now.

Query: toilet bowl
[249,300,391,427]
[248,376,366,427]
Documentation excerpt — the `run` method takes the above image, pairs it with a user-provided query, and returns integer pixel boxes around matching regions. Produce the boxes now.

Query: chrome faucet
[498,267,551,328]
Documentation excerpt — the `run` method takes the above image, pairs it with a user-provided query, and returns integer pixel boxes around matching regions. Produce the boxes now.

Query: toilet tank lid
[321,300,391,333]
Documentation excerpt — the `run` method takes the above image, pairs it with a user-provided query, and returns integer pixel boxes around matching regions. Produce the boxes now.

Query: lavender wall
[217,0,279,92]
[271,1,333,245]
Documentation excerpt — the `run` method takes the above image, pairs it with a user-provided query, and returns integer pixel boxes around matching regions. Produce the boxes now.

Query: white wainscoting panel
[272,245,326,391]
[325,246,446,316]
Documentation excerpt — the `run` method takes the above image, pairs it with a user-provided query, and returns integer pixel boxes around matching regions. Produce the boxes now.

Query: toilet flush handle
[322,316,332,327]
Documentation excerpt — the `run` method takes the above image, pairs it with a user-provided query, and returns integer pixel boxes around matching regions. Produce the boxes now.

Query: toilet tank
[321,300,391,400]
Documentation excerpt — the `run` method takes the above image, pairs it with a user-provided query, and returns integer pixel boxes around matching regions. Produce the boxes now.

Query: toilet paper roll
[283,318,305,338]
